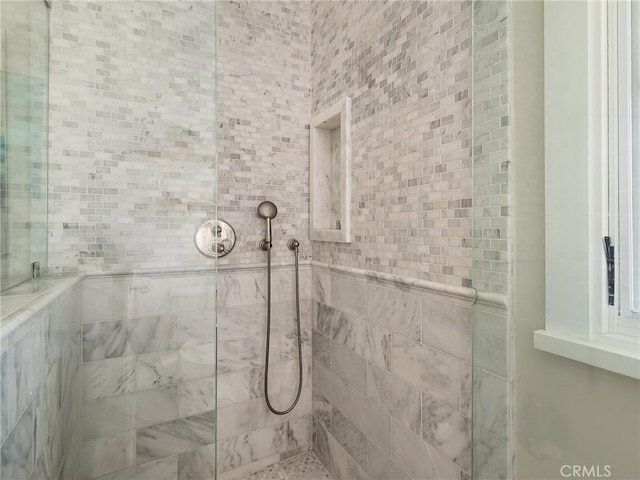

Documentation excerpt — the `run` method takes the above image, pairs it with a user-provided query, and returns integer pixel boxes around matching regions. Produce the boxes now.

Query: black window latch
[603,236,615,306]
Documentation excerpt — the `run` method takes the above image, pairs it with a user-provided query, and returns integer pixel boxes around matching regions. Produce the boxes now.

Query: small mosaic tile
[239,452,331,480]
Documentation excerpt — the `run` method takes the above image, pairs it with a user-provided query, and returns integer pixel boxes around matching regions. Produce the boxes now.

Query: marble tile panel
[216,390,311,442]
[136,411,216,465]
[217,421,290,473]
[59,324,81,402]
[422,394,471,472]
[367,283,421,341]
[2,316,48,444]
[316,303,339,338]
[179,342,217,382]
[312,391,332,432]
[83,356,136,401]
[328,307,391,370]
[460,361,471,418]
[83,278,128,323]
[288,415,312,450]
[178,444,215,480]
[93,456,178,480]
[1,347,18,445]
[272,268,309,303]
[330,274,366,318]
[262,358,311,398]
[83,430,136,479]
[216,305,254,340]
[127,279,173,319]
[82,394,136,441]
[135,350,181,391]
[135,386,180,429]
[473,368,509,441]
[422,297,472,362]
[176,310,217,346]
[312,330,330,368]
[473,308,509,378]
[346,387,391,454]
[312,269,331,305]
[313,419,349,480]
[314,363,349,415]
[367,364,421,434]
[330,407,367,467]
[280,328,311,361]
[217,368,262,407]
[82,321,128,362]
[392,334,460,409]
[217,272,266,309]
[472,427,508,480]
[33,386,49,468]
[365,440,412,480]
[217,336,263,374]
[391,419,460,480]
[1,403,34,480]
[330,341,367,393]
[128,316,178,356]
[347,457,373,480]
[178,376,216,418]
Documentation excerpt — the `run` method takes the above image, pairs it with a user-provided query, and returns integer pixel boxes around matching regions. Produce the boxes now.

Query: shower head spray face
[257,201,278,219]
[258,201,278,249]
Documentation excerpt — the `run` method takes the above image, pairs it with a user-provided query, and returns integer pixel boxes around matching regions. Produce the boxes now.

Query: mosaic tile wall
[47,0,216,274]
[216,0,312,268]
[310,0,472,287]
[311,266,473,480]
[1,281,83,480]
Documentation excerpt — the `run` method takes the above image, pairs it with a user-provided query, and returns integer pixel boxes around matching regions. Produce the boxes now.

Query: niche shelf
[310,97,351,243]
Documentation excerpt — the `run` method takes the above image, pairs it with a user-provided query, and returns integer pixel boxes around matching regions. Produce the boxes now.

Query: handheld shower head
[258,201,278,249]
[257,201,278,219]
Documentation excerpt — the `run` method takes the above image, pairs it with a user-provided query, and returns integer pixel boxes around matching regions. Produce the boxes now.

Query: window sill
[534,329,640,379]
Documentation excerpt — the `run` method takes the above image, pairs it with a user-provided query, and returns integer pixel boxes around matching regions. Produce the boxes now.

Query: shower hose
[263,242,303,415]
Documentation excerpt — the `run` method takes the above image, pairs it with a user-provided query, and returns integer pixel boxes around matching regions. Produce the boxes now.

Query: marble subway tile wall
[47,1,216,274]
[81,268,312,480]
[81,272,217,480]
[216,0,312,267]
[1,281,83,480]
[311,0,472,287]
[311,266,473,480]
[216,266,313,476]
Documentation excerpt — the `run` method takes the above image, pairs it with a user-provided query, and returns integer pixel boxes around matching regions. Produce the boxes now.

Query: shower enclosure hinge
[603,236,614,306]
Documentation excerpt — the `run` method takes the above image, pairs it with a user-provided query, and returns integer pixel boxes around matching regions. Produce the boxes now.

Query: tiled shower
[3,1,639,480]
[5,0,474,478]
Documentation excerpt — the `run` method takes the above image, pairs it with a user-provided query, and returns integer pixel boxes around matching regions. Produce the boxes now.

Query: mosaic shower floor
[240,452,331,480]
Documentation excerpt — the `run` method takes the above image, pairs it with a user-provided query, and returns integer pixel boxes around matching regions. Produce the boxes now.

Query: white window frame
[535,0,640,380]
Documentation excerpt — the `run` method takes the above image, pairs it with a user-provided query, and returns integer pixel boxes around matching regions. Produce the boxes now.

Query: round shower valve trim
[194,219,236,258]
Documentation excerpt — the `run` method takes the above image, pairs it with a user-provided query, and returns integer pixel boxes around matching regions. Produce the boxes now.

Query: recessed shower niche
[310,97,351,242]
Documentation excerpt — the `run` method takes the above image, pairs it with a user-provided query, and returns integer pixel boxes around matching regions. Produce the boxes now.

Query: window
[535,0,640,379]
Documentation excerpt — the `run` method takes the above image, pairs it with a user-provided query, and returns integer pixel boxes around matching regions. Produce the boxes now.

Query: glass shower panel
[471,0,513,478]
[0,0,49,292]
[43,1,220,478]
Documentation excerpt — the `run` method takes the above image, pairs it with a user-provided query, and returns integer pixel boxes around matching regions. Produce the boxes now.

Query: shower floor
[238,452,331,480]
